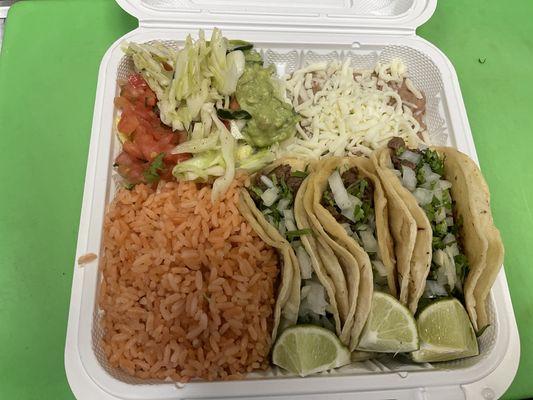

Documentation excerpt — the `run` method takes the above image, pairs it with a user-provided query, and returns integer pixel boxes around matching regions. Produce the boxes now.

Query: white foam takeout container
[65,0,520,398]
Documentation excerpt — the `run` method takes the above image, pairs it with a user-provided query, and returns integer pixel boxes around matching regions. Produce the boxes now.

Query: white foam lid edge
[115,0,436,35]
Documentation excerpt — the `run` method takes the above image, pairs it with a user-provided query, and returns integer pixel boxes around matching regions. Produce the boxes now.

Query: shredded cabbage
[122,42,176,99]
[209,29,245,96]
[123,29,245,132]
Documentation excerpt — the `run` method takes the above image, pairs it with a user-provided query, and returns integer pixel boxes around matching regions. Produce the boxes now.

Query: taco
[373,137,504,331]
[305,157,396,349]
[237,159,346,343]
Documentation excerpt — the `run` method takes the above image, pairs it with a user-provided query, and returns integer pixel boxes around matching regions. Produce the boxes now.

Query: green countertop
[0,1,531,399]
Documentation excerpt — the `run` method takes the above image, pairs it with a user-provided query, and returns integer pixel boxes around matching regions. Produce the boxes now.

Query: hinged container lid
[116,0,436,35]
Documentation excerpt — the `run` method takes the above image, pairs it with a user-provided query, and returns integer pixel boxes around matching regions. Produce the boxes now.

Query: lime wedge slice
[356,291,419,353]
[272,325,351,376]
[412,298,479,363]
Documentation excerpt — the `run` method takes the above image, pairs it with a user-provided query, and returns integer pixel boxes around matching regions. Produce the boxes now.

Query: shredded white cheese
[277,59,428,159]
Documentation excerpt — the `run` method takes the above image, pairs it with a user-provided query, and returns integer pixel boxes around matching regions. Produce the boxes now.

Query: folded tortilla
[372,149,432,313]
[373,142,504,331]
[238,158,345,343]
[436,147,504,331]
[305,156,398,350]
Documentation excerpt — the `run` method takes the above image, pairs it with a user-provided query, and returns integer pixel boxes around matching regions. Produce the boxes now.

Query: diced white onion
[328,170,354,210]
[261,187,279,207]
[341,209,354,222]
[277,198,290,212]
[413,187,433,206]
[401,166,417,192]
[260,175,274,188]
[360,230,378,253]
[433,249,445,266]
[443,233,456,245]
[283,209,295,222]
[305,282,328,316]
[423,280,448,298]
[399,150,421,165]
[442,252,456,289]
[371,260,388,277]
[446,216,454,226]
[445,243,460,258]
[296,245,313,280]
[285,218,297,232]
[278,221,286,237]
[434,249,456,290]
[341,223,353,235]
[439,180,452,190]
[421,163,441,183]
[392,169,402,177]
[435,207,447,223]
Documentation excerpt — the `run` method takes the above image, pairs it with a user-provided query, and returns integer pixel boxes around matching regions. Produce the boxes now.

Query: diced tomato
[117,112,140,135]
[113,74,191,185]
[128,73,148,89]
[115,152,146,184]
[122,140,144,160]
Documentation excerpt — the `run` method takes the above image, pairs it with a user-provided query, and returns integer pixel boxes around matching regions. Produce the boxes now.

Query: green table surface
[0,0,531,399]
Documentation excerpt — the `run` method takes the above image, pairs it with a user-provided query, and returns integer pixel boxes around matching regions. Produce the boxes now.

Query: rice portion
[99,178,279,381]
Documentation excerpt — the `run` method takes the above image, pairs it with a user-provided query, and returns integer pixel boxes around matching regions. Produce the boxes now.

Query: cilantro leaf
[143,153,165,183]
[291,170,308,178]
[422,149,445,175]
[286,229,312,241]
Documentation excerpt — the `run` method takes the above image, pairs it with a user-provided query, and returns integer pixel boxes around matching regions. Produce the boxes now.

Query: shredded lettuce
[122,42,176,99]
[172,151,225,181]
[209,29,245,96]
[237,147,275,172]
[123,29,246,132]
[210,113,236,201]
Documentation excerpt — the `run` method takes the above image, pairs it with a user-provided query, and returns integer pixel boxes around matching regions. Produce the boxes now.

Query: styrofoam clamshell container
[65,0,520,398]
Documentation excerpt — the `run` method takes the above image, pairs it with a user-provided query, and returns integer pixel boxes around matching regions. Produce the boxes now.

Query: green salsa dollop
[235,63,298,147]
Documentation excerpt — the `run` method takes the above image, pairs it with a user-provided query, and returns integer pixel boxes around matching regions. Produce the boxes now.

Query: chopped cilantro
[286,229,312,241]
[279,177,292,200]
[432,237,445,250]
[124,183,135,190]
[415,164,426,185]
[435,220,448,236]
[250,185,263,198]
[143,152,165,183]
[347,179,368,198]
[423,202,436,222]
[451,215,463,236]
[322,190,335,208]
[353,204,364,223]
[291,170,308,178]
[395,146,406,156]
[455,254,469,284]
[270,207,282,225]
[422,149,445,175]
[271,173,278,187]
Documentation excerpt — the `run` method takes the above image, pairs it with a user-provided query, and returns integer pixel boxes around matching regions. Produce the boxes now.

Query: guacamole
[235,63,298,148]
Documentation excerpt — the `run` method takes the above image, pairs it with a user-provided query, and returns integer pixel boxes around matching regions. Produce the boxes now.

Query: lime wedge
[412,298,479,363]
[272,325,351,376]
[356,291,419,353]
